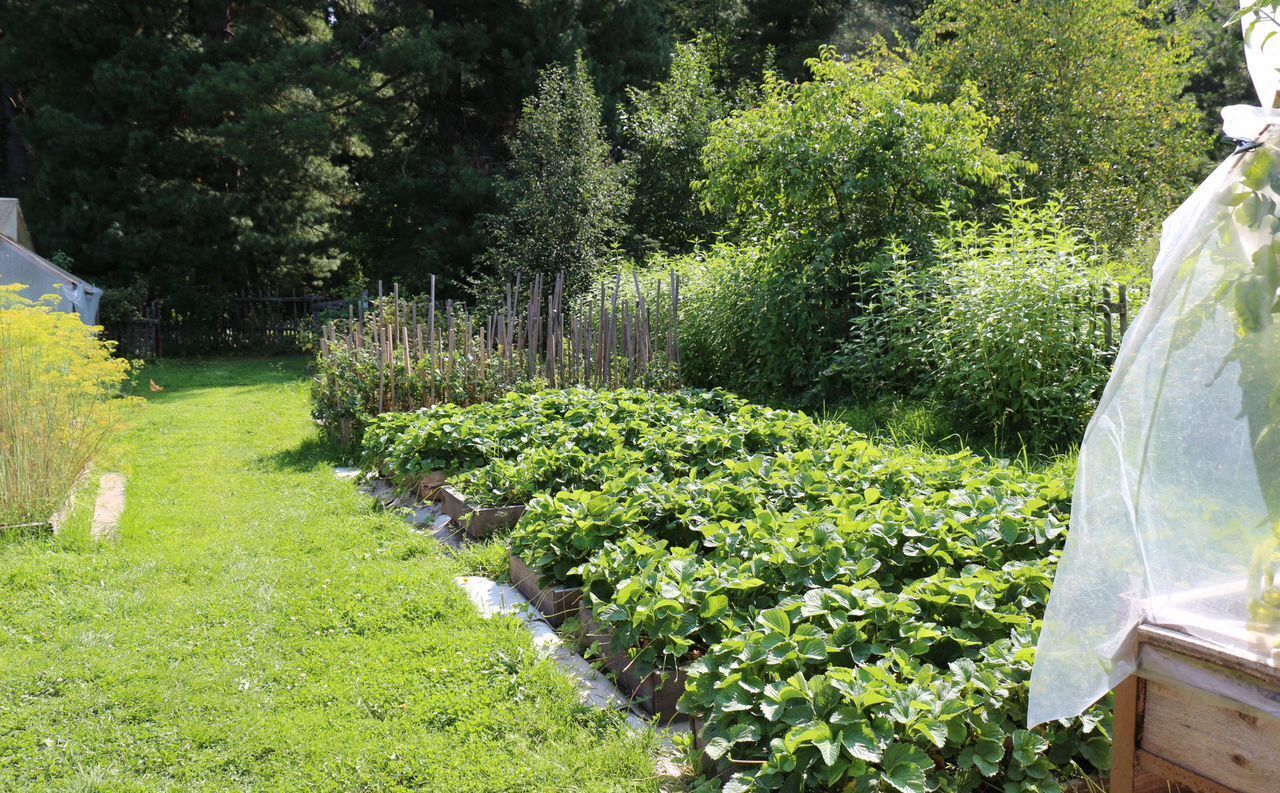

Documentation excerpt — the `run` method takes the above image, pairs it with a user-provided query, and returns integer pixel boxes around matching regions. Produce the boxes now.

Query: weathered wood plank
[1140,677,1279,793]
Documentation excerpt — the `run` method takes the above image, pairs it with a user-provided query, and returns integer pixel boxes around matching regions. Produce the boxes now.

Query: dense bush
[0,286,133,526]
[926,205,1119,448]
[916,0,1210,251]
[646,243,770,396]
[622,39,729,254]
[840,202,1122,449]
[660,47,1019,402]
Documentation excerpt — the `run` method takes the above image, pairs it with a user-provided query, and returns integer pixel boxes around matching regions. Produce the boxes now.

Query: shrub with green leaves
[910,202,1122,448]
[670,46,1020,401]
[622,38,729,253]
[917,0,1209,251]
[833,200,1129,449]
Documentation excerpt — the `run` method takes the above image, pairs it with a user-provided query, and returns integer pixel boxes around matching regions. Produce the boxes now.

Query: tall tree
[482,56,631,295]
[622,39,728,254]
[0,1,350,303]
[662,0,930,84]
[324,0,671,293]
[916,0,1212,250]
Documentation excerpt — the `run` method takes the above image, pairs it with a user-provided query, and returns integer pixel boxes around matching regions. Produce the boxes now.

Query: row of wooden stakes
[317,272,682,414]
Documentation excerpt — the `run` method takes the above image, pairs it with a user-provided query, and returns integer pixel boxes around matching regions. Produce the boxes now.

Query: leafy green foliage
[365,387,754,485]
[1180,0,1253,139]
[664,0,927,83]
[372,387,833,508]
[622,39,729,253]
[699,48,1016,258]
[483,56,632,296]
[916,0,1212,250]
[840,201,1125,449]
[572,446,1068,674]
[667,48,1019,401]
[0,2,349,300]
[360,384,1103,791]
[696,629,1108,792]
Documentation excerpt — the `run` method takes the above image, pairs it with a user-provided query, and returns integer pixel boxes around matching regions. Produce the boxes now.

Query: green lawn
[0,359,660,792]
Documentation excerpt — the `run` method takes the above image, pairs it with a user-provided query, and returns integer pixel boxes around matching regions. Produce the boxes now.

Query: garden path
[0,358,659,791]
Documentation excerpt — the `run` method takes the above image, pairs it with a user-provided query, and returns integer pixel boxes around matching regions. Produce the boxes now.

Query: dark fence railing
[103,292,359,359]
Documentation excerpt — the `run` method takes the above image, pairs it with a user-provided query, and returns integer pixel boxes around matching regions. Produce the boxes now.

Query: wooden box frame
[578,601,688,723]
[1111,623,1279,793]
[438,485,526,540]
[508,551,581,628]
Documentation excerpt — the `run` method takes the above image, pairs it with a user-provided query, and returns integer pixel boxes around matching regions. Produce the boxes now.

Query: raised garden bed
[1111,623,1279,793]
[416,470,447,501]
[508,551,581,628]
[439,485,526,540]
[578,600,687,724]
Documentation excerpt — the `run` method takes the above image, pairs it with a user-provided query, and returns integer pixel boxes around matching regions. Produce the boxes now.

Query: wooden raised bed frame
[415,470,447,501]
[1111,623,1279,793]
[507,551,581,628]
[578,601,688,724]
[438,486,526,540]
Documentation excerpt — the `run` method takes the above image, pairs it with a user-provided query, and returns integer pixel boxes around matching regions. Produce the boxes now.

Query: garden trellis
[313,272,681,443]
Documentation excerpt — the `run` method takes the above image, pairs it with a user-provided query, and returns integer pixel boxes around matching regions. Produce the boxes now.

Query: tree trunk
[1,82,31,192]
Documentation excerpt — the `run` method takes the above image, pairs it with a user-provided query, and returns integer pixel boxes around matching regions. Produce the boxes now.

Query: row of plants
[363,388,835,506]
[361,388,1107,791]
[0,285,134,528]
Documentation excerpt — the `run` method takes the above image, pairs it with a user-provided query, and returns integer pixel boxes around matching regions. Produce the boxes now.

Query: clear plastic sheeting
[1028,129,1280,726]
[1240,0,1280,108]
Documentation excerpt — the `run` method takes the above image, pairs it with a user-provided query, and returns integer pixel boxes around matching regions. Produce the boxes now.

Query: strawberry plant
[359,384,1100,791]
[687,628,1110,793]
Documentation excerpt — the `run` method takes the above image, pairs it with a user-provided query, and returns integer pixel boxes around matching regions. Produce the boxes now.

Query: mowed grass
[0,359,659,792]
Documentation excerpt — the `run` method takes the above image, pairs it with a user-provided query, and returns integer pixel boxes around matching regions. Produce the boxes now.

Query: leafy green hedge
[362,388,1107,792]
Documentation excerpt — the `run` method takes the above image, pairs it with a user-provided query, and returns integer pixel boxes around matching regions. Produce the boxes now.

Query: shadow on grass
[0,522,59,549]
[257,434,344,473]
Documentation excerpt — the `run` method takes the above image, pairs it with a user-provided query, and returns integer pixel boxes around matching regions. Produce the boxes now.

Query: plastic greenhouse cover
[1028,127,1280,726]
[0,234,101,324]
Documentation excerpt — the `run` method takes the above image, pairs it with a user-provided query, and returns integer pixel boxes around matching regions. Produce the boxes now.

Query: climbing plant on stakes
[312,271,682,446]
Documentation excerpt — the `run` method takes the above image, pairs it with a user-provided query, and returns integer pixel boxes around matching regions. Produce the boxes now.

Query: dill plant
[0,285,134,526]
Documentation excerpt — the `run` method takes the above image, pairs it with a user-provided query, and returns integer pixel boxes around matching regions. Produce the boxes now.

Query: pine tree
[0,1,350,304]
